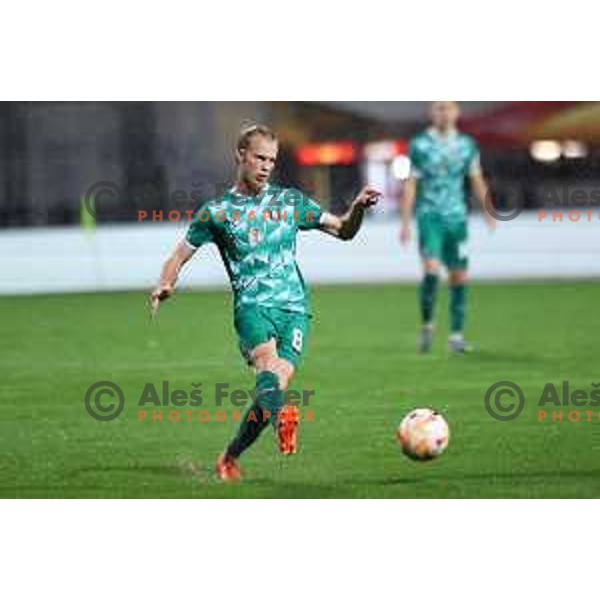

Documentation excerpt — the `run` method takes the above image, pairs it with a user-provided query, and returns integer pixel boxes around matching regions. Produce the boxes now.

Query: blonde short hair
[236,123,278,152]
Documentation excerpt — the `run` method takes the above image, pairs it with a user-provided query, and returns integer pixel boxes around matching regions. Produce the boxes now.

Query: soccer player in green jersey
[150,124,381,481]
[400,102,496,354]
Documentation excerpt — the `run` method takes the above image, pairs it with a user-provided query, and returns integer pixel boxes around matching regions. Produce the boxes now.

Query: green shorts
[417,213,469,271]
[234,306,311,369]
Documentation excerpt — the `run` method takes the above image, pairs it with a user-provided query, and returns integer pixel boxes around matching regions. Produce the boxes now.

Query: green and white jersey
[185,184,323,314]
[409,128,481,222]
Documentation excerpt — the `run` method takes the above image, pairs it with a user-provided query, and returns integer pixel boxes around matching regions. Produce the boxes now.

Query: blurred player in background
[400,102,496,353]
[150,124,381,481]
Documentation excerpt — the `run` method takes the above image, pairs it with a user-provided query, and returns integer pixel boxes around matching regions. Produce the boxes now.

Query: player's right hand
[400,224,412,247]
[149,284,174,318]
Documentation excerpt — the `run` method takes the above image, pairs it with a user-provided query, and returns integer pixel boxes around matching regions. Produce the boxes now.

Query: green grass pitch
[2,282,600,498]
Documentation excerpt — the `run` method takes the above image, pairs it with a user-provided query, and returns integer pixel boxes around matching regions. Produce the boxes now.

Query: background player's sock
[225,372,282,459]
[450,284,467,335]
[420,273,439,325]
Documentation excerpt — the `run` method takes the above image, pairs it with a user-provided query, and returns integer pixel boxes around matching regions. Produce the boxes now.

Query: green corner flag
[80,196,96,232]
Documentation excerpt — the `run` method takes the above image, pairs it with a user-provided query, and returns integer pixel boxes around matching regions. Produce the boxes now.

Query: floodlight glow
[530,141,561,163]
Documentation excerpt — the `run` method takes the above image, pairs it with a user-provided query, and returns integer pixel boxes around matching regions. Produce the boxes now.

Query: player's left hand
[353,186,382,209]
[485,214,497,232]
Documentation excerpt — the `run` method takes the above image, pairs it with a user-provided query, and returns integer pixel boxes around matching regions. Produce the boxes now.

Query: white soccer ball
[397,408,450,461]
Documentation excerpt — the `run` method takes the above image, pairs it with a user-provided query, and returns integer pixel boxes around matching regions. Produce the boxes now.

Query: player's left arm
[319,186,382,240]
[468,146,496,231]
[470,172,496,231]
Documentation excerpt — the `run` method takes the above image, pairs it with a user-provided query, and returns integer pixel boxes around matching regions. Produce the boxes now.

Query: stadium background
[2,101,600,294]
[2,101,600,498]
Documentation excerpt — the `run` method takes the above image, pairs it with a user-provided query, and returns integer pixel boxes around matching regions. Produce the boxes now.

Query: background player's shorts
[234,306,311,369]
[417,213,469,270]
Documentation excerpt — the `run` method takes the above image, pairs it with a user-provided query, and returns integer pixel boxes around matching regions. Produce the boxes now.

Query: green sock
[420,273,439,325]
[450,284,467,334]
[255,371,283,424]
[226,403,269,459]
[225,371,282,459]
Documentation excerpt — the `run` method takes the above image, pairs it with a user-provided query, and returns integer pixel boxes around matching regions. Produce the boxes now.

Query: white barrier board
[1,213,598,295]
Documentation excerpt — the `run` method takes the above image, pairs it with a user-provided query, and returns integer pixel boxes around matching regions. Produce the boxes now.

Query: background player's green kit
[409,127,481,341]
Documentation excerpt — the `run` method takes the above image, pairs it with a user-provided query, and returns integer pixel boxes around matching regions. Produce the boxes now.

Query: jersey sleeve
[185,209,214,248]
[290,190,323,231]
[409,138,424,179]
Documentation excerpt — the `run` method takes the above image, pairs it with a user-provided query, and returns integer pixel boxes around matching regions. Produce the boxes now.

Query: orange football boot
[277,405,300,455]
[215,453,242,482]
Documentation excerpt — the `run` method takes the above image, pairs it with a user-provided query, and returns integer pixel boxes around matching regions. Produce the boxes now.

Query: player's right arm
[149,241,196,314]
[400,176,417,247]
[400,138,421,247]
[149,208,214,315]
